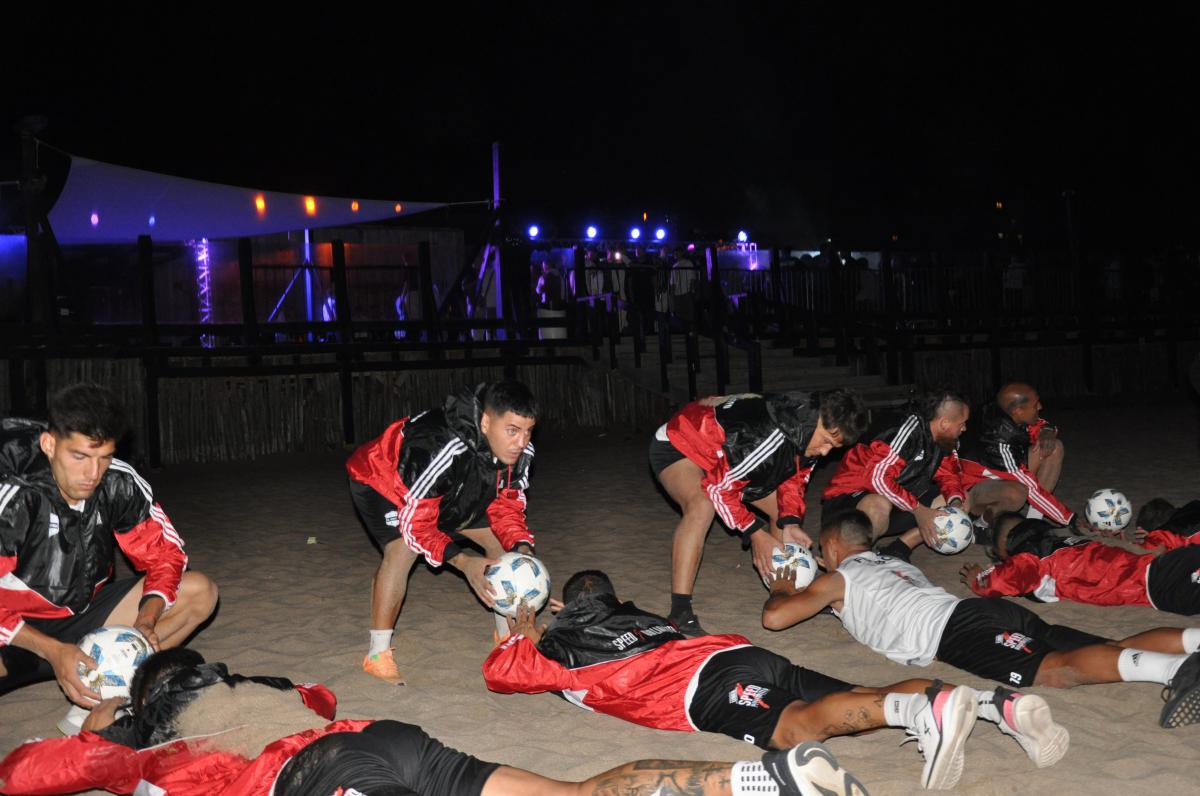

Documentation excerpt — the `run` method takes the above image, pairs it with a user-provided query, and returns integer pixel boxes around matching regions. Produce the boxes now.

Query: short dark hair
[1136,498,1176,531]
[562,569,615,604]
[817,389,869,444]
[47,383,127,443]
[913,386,969,422]
[992,511,1027,558]
[130,647,206,713]
[482,380,538,419]
[820,509,873,547]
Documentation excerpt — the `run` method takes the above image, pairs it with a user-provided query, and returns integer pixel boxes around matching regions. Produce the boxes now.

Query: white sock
[1025,507,1045,520]
[882,691,926,728]
[975,688,1003,724]
[731,761,780,795]
[1182,628,1200,654]
[1117,648,1187,684]
[368,629,393,656]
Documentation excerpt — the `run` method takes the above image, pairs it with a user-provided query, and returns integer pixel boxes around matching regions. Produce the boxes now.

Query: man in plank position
[485,569,1066,790]
[762,509,1200,729]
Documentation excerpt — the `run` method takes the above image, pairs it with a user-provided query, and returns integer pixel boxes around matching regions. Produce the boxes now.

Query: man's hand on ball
[455,553,498,607]
[81,697,126,733]
[749,530,778,586]
[49,641,102,707]
[767,567,798,596]
[510,603,546,644]
[512,542,534,556]
[780,524,813,548]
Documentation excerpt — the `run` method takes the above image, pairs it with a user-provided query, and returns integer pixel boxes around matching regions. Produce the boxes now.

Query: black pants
[275,721,500,796]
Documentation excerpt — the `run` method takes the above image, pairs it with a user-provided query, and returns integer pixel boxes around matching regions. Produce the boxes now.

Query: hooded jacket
[822,413,965,511]
[483,593,751,732]
[0,666,364,796]
[960,405,1073,525]
[665,393,822,534]
[0,419,187,649]
[345,385,534,567]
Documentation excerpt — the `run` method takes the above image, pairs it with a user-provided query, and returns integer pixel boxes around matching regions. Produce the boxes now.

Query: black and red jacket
[822,413,965,510]
[1153,501,1200,547]
[0,419,187,649]
[483,593,751,732]
[345,385,534,567]
[959,405,1073,525]
[666,394,821,534]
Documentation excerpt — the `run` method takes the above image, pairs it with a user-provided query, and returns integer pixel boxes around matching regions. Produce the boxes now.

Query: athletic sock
[975,688,1003,724]
[670,593,694,619]
[1182,628,1200,654]
[1117,648,1188,684]
[731,761,780,795]
[1025,507,1045,520]
[368,629,393,656]
[882,691,926,728]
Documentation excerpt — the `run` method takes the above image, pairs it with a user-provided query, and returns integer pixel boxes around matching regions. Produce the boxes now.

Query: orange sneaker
[363,648,406,685]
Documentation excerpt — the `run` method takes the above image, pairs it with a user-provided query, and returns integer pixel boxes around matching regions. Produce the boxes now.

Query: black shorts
[0,576,142,695]
[648,436,688,478]
[935,598,1108,688]
[275,720,499,796]
[350,480,481,557]
[687,646,854,749]
[1148,545,1200,616]
[822,484,941,538]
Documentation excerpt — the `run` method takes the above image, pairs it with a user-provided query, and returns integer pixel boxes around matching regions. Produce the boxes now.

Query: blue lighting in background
[191,238,214,348]
[737,230,748,243]
[148,215,156,228]
[528,224,540,239]
[654,227,666,241]
[586,225,598,239]
[90,212,99,227]
[630,227,641,240]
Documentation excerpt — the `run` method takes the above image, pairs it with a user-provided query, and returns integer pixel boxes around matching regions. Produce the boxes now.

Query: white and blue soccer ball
[76,625,153,700]
[771,542,818,589]
[931,507,975,554]
[485,552,551,617]
[1085,489,1132,532]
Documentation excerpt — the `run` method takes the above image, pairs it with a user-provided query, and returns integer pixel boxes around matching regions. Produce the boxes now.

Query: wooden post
[331,239,356,444]
[418,240,438,346]
[237,238,258,346]
[138,236,158,346]
[18,119,55,338]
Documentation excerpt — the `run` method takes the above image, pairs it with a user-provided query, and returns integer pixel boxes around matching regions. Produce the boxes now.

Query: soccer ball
[771,543,818,589]
[485,552,551,617]
[76,626,153,700]
[1085,489,1132,532]
[931,507,975,554]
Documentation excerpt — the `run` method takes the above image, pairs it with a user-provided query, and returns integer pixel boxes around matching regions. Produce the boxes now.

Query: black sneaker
[763,741,869,796]
[1160,650,1200,728]
[669,613,709,638]
[876,538,913,562]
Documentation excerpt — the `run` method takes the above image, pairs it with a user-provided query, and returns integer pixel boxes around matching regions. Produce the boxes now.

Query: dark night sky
[5,4,1199,247]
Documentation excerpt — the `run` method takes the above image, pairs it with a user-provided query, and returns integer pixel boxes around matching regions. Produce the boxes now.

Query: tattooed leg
[770,679,940,748]
[481,760,736,796]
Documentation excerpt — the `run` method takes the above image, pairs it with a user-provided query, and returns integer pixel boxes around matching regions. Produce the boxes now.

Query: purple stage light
[528,224,540,239]
[654,227,666,241]
[90,212,99,227]
[687,243,695,251]
[148,215,156,228]
[737,230,748,243]
[190,237,214,348]
[630,227,641,240]
[586,225,598,239]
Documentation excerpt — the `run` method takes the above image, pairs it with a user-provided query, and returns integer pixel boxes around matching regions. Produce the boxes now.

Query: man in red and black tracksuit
[958,382,1077,531]
[961,511,1200,616]
[650,390,868,636]
[346,381,538,685]
[0,384,217,708]
[821,388,969,556]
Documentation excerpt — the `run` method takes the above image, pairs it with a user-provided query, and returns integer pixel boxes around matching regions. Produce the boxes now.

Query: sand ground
[2,399,1199,794]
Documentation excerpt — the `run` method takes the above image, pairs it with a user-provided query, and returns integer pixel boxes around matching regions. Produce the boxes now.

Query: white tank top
[833,551,961,666]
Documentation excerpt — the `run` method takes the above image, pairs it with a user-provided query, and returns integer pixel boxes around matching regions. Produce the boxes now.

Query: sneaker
[57,704,91,736]
[762,741,870,796]
[877,538,913,563]
[905,683,976,790]
[669,613,709,638]
[362,648,406,685]
[1160,650,1200,728]
[990,687,1069,768]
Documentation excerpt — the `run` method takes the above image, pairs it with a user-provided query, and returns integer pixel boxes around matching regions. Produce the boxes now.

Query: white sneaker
[57,704,91,736]
[906,683,977,790]
[991,687,1069,768]
[762,741,870,796]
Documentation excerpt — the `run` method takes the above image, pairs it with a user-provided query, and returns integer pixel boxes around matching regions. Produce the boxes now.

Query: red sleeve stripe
[998,444,1071,524]
[706,483,741,529]
[871,416,919,510]
[396,438,467,564]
